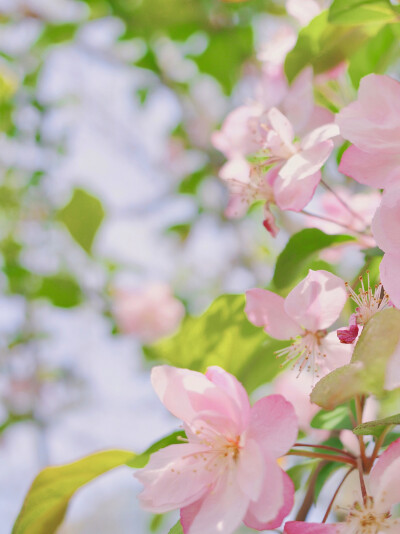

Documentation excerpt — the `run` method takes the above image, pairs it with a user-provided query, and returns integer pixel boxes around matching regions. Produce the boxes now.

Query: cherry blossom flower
[284,437,400,534]
[216,108,339,233]
[337,273,391,344]
[371,185,400,308]
[135,365,298,534]
[337,74,400,190]
[113,283,185,343]
[245,270,352,379]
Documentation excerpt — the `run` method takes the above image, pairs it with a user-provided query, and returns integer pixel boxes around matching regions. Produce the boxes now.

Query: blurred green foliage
[143,294,289,393]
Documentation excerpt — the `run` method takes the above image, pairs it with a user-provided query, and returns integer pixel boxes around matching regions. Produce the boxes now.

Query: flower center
[341,497,399,533]
[275,329,327,379]
[345,273,391,326]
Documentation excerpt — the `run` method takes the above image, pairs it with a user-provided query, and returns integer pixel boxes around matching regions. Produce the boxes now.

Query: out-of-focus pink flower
[113,284,185,343]
[286,0,327,27]
[306,188,380,246]
[371,186,400,308]
[337,74,400,190]
[135,365,298,534]
[245,270,352,379]
[285,437,400,534]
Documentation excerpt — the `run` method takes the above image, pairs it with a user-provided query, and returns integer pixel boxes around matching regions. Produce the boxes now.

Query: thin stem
[287,450,356,466]
[366,425,393,473]
[355,395,367,470]
[300,209,364,234]
[295,461,328,521]
[294,443,355,458]
[320,179,367,226]
[357,457,368,505]
[322,467,355,523]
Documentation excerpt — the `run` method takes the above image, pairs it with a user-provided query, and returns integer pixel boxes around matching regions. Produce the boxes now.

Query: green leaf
[143,294,289,393]
[169,522,184,534]
[12,450,135,534]
[285,11,385,82]
[125,431,185,468]
[273,229,355,290]
[311,405,353,431]
[328,0,396,25]
[36,274,83,308]
[13,430,184,534]
[193,27,253,94]
[311,308,400,409]
[287,461,317,491]
[35,23,78,47]
[348,24,400,88]
[353,414,400,437]
[57,188,105,254]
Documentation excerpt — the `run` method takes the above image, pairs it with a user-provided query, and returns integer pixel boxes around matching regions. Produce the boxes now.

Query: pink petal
[205,366,250,429]
[300,123,340,150]
[371,187,400,253]
[380,253,400,309]
[180,469,249,534]
[135,443,213,513]
[211,105,262,159]
[245,289,302,340]
[267,107,295,147]
[274,169,321,212]
[285,270,347,332]
[274,137,335,211]
[336,74,400,155]
[244,470,294,531]
[236,437,265,501]
[151,366,248,433]
[248,395,298,458]
[282,67,314,134]
[369,438,400,511]
[284,522,342,534]
[317,331,353,378]
[151,366,210,424]
[242,455,286,526]
[339,145,400,189]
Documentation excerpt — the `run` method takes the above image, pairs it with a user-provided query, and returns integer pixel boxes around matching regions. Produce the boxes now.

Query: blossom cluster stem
[287,449,356,466]
[322,467,355,523]
[355,395,367,470]
[293,443,355,459]
[320,179,367,226]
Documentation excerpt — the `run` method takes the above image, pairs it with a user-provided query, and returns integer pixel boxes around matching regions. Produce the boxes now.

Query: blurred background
[0,0,385,532]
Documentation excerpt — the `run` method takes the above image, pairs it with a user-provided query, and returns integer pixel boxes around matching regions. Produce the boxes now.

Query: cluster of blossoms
[132,15,400,534]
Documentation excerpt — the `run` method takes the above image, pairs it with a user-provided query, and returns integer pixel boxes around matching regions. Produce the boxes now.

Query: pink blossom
[135,365,298,534]
[245,270,352,379]
[337,74,400,190]
[113,283,185,343]
[371,186,400,308]
[217,108,339,232]
[284,437,400,534]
